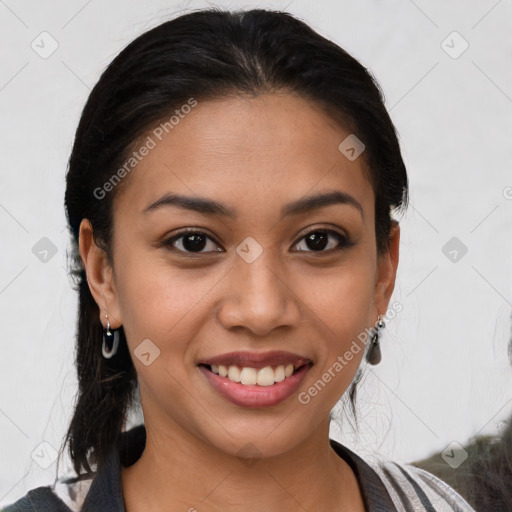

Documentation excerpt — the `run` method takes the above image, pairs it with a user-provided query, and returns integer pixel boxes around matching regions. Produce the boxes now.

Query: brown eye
[293,229,351,253]
[163,230,223,254]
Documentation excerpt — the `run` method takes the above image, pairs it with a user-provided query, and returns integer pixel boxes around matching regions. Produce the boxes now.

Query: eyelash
[161,227,352,255]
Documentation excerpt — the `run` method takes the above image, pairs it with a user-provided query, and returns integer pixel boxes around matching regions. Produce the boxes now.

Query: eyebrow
[143,190,364,219]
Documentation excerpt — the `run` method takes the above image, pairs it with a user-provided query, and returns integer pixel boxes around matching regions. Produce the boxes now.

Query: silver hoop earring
[366,314,385,366]
[102,315,120,359]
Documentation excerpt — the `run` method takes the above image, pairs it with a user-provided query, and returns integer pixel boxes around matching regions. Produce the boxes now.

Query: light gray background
[1,0,511,506]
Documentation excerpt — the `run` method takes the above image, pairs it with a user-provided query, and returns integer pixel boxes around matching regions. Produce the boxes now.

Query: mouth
[198,362,310,386]
[197,351,313,408]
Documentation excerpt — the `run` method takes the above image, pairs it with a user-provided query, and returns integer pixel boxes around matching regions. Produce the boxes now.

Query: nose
[217,252,301,337]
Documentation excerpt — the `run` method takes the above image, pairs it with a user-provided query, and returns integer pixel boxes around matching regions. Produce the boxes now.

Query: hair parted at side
[63,7,408,475]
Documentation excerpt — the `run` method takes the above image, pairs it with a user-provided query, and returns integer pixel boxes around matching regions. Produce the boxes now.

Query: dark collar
[82,425,396,512]
[329,438,396,511]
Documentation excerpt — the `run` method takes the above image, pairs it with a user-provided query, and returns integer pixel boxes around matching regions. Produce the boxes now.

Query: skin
[79,92,400,511]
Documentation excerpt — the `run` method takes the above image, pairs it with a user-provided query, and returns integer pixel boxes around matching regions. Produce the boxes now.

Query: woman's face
[82,92,399,458]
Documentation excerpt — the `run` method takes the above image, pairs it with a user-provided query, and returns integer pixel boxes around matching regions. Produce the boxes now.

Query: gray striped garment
[2,426,476,512]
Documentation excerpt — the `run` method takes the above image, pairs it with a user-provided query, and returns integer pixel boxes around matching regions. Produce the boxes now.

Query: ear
[78,219,122,328]
[373,220,400,317]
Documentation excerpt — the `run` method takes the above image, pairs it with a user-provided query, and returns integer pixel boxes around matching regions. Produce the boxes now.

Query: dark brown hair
[63,7,408,475]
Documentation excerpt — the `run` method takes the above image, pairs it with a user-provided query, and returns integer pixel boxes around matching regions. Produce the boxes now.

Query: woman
[3,8,475,512]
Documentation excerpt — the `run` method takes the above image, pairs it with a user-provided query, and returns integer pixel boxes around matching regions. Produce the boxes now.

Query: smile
[207,363,298,386]
[197,350,313,408]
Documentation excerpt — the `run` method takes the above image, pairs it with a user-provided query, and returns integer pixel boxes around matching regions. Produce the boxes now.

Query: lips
[197,350,313,407]
[198,362,312,408]
[198,350,313,369]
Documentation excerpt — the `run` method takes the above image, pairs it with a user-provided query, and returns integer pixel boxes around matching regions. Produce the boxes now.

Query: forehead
[114,93,374,220]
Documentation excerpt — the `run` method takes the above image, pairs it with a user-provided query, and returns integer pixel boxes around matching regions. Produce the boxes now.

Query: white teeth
[240,367,257,385]
[274,365,285,382]
[208,363,302,386]
[257,367,275,387]
[227,365,241,382]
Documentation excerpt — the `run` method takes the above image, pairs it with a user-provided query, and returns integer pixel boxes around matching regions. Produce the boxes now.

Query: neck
[121,417,364,512]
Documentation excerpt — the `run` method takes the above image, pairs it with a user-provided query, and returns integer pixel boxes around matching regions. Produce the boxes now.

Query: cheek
[308,258,376,324]
[308,263,376,373]
[306,278,374,405]
[113,253,217,355]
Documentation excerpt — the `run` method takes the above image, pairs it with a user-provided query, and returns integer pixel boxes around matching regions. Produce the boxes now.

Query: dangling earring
[366,314,385,365]
[102,314,120,359]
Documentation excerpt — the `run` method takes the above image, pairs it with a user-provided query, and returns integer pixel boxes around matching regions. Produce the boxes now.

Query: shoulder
[1,475,94,512]
[330,438,476,511]
[370,457,476,512]
[2,486,70,512]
